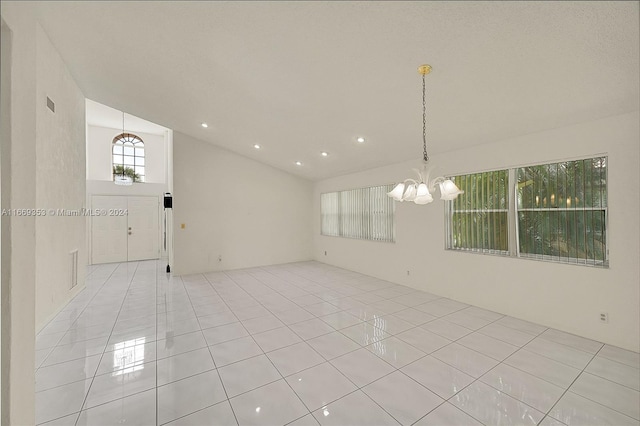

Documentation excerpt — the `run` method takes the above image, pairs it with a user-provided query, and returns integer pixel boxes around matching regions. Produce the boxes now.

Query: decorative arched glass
[112,133,145,183]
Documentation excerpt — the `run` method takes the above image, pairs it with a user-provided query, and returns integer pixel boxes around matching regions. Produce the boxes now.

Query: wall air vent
[46,96,55,112]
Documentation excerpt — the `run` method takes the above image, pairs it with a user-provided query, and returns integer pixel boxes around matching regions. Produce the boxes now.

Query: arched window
[112,133,145,183]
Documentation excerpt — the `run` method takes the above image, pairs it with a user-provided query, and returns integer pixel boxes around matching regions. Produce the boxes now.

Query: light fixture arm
[400,178,420,186]
[430,175,448,187]
[412,169,450,191]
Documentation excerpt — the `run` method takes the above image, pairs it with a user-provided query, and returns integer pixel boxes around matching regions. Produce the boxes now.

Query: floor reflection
[112,337,146,376]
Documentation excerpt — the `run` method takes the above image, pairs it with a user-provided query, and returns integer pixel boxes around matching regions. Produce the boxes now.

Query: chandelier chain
[422,73,429,163]
[386,63,464,204]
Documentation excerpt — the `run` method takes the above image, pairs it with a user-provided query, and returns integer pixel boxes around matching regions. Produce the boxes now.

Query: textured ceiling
[33,1,639,180]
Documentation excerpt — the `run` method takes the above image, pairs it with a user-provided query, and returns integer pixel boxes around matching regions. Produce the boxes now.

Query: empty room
[1,1,639,425]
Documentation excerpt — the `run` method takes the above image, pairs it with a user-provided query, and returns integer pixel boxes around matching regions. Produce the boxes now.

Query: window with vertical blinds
[517,157,608,266]
[446,156,608,267]
[321,184,395,242]
[446,170,509,254]
[320,192,340,237]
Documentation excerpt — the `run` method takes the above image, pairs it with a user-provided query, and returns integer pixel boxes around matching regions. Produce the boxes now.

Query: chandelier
[387,65,463,204]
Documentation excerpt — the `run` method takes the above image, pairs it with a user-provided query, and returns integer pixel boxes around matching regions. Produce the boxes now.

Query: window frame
[321,184,396,243]
[444,169,510,256]
[445,155,609,268]
[112,132,145,183]
[514,157,609,266]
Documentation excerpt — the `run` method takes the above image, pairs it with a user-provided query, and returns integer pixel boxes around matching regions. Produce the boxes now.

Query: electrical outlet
[324,251,327,256]
[218,255,222,262]
[406,270,410,276]
[599,312,609,323]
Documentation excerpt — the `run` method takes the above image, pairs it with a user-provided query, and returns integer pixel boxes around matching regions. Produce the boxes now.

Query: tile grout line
[35,264,123,426]
[187,265,518,424]
[36,264,121,371]
[37,260,638,426]
[155,262,161,426]
[161,273,234,426]
[424,316,554,422]
[74,261,141,423]
[544,344,640,423]
[543,343,605,423]
[181,265,640,425]
[209,270,313,423]
[194,273,242,426]
[214,267,452,425]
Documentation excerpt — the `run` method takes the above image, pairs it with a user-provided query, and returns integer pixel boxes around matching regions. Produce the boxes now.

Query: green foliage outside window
[446,156,608,267]
[517,157,607,265]
[449,169,509,253]
[113,164,142,183]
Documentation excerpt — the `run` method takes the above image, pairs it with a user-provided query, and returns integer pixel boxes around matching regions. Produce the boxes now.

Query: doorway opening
[85,100,173,266]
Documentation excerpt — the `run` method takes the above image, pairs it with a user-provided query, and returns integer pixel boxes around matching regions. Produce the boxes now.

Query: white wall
[1,4,89,421]
[86,124,167,184]
[173,132,313,274]
[35,24,87,330]
[0,17,9,423]
[314,112,640,352]
[0,15,12,426]
[1,3,36,424]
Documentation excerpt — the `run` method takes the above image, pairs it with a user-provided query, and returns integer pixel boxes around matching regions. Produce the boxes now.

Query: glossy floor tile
[330,348,395,387]
[362,371,443,425]
[34,260,640,425]
[311,390,399,426]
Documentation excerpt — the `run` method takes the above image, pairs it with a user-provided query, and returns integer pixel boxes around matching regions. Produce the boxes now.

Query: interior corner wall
[0,3,37,425]
[34,24,87,330]
[172,132,313,274]
[313,111,640,352]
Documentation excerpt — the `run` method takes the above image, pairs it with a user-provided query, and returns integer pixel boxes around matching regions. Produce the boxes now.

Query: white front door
[127,196,159,261]
[91,196,128,264]
[91,195,159,264]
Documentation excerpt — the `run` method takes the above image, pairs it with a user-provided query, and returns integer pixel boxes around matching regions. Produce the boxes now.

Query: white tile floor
[35,260,640,425]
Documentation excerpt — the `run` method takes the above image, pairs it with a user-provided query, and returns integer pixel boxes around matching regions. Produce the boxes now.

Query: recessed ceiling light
[201,122,208,128]
[321,151,328,157]
[253,144,261,149]
[356,137,365,143]
[295,161,302,166]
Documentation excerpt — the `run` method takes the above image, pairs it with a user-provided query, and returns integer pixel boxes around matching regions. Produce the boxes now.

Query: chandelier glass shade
[387,65,463,205]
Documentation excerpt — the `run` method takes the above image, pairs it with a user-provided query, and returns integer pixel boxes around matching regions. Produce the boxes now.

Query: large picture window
[321,184,395,242]
[446,156,608,267]
[517,157,607,265]
[113,133,145,183]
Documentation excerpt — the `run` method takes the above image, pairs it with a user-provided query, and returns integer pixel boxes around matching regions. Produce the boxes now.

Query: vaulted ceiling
[34,1,639,180]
